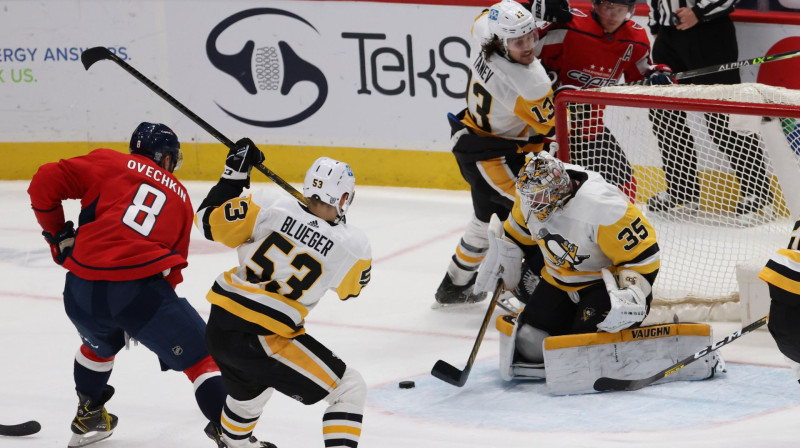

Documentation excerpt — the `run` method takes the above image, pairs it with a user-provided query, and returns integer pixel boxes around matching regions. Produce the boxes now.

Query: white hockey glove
[597,268,650,333]
[474,218,523,293]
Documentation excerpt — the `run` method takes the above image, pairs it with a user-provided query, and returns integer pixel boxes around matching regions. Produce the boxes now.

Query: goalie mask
[517,153,571,223]
[303,157,356,224]
[129,122,183,172]
[488,0,537,63]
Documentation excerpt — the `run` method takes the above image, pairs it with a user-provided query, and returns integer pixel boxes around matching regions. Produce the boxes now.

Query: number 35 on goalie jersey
[195,188,372,338]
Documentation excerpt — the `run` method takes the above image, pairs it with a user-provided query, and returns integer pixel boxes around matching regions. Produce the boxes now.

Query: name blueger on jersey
[280,216,334,256]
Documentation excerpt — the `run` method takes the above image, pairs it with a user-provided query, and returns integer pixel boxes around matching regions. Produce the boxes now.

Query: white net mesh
[558,83,800,322]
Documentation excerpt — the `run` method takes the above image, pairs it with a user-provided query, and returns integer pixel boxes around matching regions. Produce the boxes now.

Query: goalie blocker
[496,316,725,395]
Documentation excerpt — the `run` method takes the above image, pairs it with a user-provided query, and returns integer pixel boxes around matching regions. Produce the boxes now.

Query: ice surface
[2,180,798,447]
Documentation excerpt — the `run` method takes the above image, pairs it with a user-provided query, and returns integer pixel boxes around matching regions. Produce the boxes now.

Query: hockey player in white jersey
[476,151,660,336]
[759,218,800,384]
[196,141,371,447]
[475,153,723,392]
[436,0,556,307]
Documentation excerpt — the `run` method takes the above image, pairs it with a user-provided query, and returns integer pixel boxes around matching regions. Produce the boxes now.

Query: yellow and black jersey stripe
[196,188,373,338]
[760,248,800,296]
[502,170,659,291]
[195,194,260,248]
[759,220,800,296]
[208,268,309,338]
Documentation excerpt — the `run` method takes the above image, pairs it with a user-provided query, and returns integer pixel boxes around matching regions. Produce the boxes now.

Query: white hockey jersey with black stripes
[504,165,660,291]
[462,9,555,140]
[195,188,372,338]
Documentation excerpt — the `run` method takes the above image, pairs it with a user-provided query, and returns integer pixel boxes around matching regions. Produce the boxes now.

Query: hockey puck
[398,380,416,389]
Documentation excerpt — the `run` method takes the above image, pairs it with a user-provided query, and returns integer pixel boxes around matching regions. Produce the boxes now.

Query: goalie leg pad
[496,314,518,381]
[496,315,547,380]
[543,323,722,395]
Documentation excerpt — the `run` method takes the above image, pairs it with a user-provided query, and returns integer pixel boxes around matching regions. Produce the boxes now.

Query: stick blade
[593,376,649,392]
[0,420,41,437]
[81,46,115,70]
[431,360,468,387]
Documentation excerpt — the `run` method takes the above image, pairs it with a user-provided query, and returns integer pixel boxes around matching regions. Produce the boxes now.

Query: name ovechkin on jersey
[280,215,334,256]
[126,159,187,202]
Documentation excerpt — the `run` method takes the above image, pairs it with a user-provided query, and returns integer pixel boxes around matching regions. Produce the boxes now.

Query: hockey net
[555,83,800,323]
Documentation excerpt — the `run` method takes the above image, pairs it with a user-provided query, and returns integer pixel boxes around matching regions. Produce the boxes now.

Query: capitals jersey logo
[538,228,589,270]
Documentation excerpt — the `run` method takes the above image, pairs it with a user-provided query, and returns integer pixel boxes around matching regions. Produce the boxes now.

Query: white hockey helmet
[488,0,536,52]
[517,153,571,223]
[303,157,356,223]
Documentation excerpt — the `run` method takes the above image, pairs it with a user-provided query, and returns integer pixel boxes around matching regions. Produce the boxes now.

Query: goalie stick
[79,46,307,205]
[431,281,503,387]
[0,420,41,437]
[593,315,768,392]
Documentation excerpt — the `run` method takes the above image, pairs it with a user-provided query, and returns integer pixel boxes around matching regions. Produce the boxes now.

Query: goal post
[554,84,800,324]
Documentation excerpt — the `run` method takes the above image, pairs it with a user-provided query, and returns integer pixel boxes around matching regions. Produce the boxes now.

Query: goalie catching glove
[597,268,650,333]
[222,138,265,188]
[43,221,75,265]
[527,0,573,23]
[474,218,524,293]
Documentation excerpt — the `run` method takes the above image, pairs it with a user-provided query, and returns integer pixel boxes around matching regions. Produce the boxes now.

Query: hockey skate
[67,385,118,448]
[433,273,487,308]
[647,191,701,213]
[204,422,277,448]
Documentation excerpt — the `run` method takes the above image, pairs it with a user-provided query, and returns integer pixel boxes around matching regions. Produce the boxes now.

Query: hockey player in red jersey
[27,123,258,447]
[536,0,675,200]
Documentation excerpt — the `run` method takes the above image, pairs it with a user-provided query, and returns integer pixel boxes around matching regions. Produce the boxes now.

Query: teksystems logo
[206,8,327,128]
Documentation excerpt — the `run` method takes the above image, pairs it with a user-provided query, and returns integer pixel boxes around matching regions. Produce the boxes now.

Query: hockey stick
[80,46,307,205]
[0,420,41,437]
[675,49,800,81]
[593,315,768,392]
[431,281,503,387]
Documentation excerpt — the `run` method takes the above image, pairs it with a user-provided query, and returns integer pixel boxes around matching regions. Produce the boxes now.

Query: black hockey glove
[644,64,676,85]
[527,0,573,23]
[43,221,75,265]
[222,138,265,188]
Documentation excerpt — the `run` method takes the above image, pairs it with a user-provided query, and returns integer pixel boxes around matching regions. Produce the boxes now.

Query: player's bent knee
[516,324,550,363]
[326,367,366,408]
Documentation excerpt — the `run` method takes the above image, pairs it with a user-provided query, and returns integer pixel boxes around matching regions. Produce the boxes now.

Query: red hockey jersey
[536,11,653,88]
[28,148,193,286]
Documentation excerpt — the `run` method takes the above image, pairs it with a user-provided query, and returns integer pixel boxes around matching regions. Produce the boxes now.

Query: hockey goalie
[474,153,725,394]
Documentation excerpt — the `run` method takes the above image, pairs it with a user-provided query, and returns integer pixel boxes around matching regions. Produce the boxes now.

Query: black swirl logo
[207,8,328,127]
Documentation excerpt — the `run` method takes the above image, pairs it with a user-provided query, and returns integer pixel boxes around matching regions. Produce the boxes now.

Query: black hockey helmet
[129,122,182,171]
